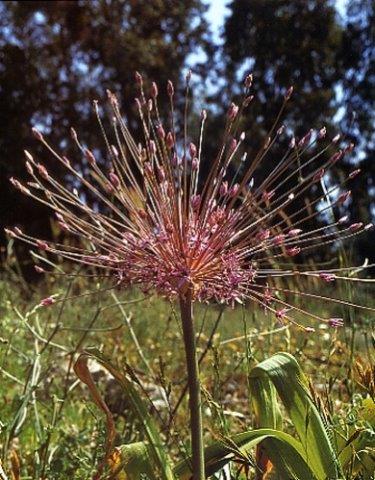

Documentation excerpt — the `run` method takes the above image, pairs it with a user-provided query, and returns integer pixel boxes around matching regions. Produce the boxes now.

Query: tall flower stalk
[180,291,204,479]
[6,72,374,478]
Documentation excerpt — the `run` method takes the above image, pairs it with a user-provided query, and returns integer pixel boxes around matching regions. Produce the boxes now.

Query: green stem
[179,292,205,480]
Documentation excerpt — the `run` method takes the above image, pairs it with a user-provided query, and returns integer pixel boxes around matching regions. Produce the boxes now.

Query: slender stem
[179,292,205,480]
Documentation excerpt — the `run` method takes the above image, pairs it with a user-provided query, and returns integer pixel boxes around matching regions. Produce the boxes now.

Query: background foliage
[1,0,374,267]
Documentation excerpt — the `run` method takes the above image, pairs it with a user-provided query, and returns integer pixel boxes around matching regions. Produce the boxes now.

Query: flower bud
[37,240,49,250]
[111,145,119,158]
[70,127,78,142]
[167,80,174,97]
[256,229,270,241]
[348,169,361,179]
[5,228,16,238]
[227,102,239,121]
[328,318,344,328]
[157,124,166,139]
[276,308,288,320]
[318,127,326,139]
[262,190,275,202]
[157,166,165,182]
[106,90,118,107]
[288,228,302,237]
[344,143,355,154]
[189,142,197,158]
[151,82,158,98]
[40,296,55,307]
[24,150,34,163]
[220,181,228,197]
[285,86,293,100]
[58,221,70,232]
[298,129,313,148]
[109,172,120,188]
[277,125,285,136]
[305,327,315,333]
[191,157,199,171]
[191,194,201,210]
[229,183,240,197]
[338,215,348,224]
[349,222,363,232]
[37,164,49,180]
[166,132,174,150]
[337,190,351,205]
[329,150,343,164]
[32,127,44,141]
[134,97,142,110]
[319,273,336,282]
[244,73,253,88]
[144,162,153,175]
[26,161,34,175]
[138,209,147,219]
[149,140,156,155]
[229,138,237,153]
[286,247,301,257]
[135,71,143,86]
[85,148,96,165]
[273,234,285,245]
[243,95,254,107]
[313,169,325,182]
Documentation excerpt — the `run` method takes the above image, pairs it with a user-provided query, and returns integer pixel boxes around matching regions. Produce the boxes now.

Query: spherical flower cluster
[6,72,374,331]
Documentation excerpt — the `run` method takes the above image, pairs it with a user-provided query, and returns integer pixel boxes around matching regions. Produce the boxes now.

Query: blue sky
[205,0,348,40]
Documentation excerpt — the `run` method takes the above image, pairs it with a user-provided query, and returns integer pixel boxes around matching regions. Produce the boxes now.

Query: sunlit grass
[0,264,373,478]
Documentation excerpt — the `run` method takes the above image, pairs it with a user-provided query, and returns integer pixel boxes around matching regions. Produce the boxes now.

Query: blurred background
[0,0,374,272]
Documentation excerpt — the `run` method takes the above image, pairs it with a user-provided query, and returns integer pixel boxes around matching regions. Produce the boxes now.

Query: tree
[338,0,375,261]
[0,0,212,267]
[221,0,374,263]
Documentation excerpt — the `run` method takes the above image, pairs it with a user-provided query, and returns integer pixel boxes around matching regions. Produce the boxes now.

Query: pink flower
[40,297,55,307]
[8,78,374,332]
[328,318,344,328]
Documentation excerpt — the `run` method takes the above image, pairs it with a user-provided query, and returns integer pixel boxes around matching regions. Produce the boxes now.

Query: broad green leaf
[249,352,342,480]
[74,348,175,480]
[250,373,282,429]
[174,428,316,480]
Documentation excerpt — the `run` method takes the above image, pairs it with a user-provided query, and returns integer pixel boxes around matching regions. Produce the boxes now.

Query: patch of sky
[34,11,46,25]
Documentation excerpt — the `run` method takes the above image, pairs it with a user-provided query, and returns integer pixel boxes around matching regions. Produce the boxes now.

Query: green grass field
[0,258,374,479]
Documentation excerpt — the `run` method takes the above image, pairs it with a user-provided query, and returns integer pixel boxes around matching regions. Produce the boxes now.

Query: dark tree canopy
[220,0,374,263]
[0,0,211,262]
[1,0,373,268]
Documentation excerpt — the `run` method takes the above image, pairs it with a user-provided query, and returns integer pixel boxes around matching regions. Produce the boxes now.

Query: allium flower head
[7,73,374,331]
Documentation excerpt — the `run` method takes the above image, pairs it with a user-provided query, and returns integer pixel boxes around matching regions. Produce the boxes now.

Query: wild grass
[0,257,374,479]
